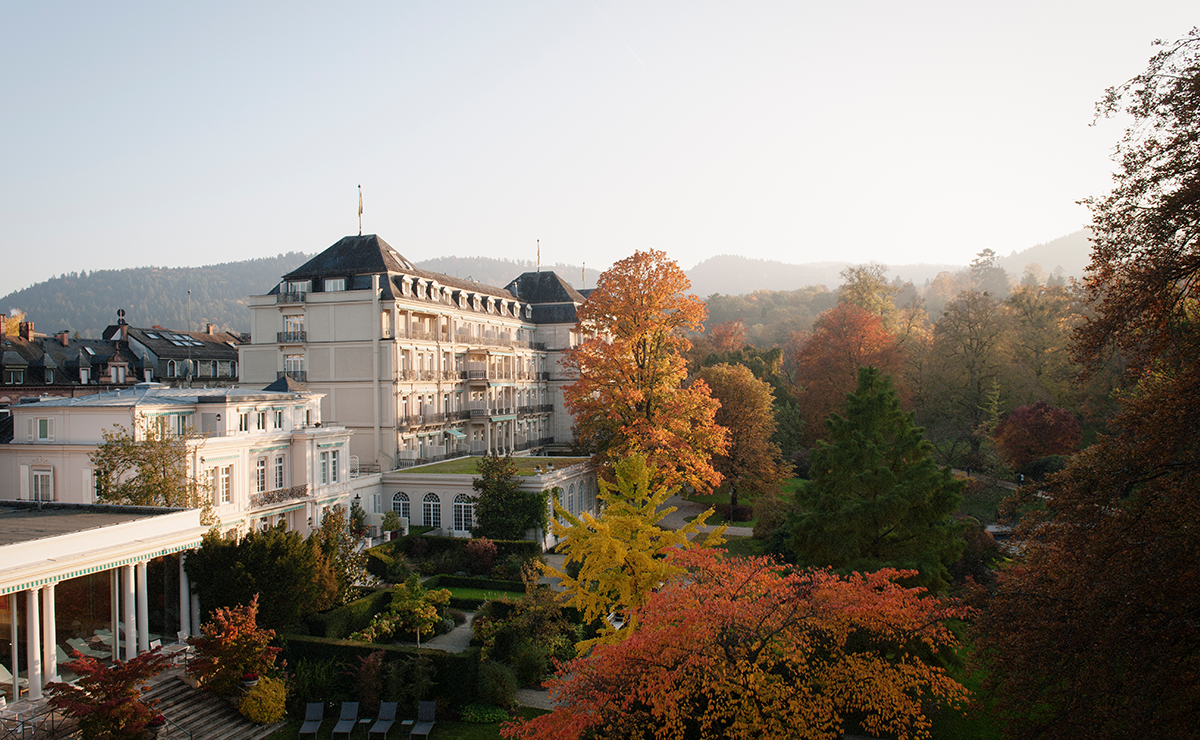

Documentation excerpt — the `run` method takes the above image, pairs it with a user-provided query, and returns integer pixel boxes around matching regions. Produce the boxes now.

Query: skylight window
[84,347,96,356]
[145,332,160,339]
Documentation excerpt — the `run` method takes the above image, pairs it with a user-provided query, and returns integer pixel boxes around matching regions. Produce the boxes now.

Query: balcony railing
[276,292,306,304]
[250,483,310,509]
[277,331,307,343]
[278,370,307,382]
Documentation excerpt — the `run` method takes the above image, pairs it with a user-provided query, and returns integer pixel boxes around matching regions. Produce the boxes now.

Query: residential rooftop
[392,456,591,476]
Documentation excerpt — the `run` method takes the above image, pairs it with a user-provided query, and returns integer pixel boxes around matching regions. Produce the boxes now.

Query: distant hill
[685,256,961,297]
[1,254,602,338]
[0,254,311,339]
[997,229,1092,280]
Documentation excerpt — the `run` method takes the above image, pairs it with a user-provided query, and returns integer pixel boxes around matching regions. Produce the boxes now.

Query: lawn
[957,479,1012,524]
[266,707,550,739]
[443,586,524,602]
[396,457,590,476]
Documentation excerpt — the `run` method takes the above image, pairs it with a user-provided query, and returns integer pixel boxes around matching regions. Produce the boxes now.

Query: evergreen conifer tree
[789,367,963,593]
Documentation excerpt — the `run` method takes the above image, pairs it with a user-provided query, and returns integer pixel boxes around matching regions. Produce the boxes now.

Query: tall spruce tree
[789,367,963,593]
[471,453,548,540]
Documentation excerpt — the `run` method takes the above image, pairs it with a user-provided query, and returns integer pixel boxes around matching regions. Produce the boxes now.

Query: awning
[445,428,467,439]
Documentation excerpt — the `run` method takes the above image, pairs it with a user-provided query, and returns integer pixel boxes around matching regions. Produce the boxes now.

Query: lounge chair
[0,666,27,698]
[332,701,359,738]
[66,638,108,659]
[369,702,397,738]
[298,703,324,738]
[411,701,436,739]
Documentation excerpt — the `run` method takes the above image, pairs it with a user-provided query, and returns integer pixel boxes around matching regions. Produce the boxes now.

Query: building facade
[0,382,377,538]
[239,235,589,471]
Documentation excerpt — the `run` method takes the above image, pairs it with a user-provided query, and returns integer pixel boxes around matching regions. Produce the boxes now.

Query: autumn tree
[793,302,903,446]
[697,363,789,511]
[187,595,281,696]
[563,249,728,491]
[47,648,170,740]
[709,318,747,353]
[992,402,1081,468]
[505,548,969,740]
[313,505,369,605]
[1003,283,1079,407]
[839,261,899,329]
[542,454,721,650]
[977,31,1200,739]
[968,248,1011,299]
[91,417,214,518]
[789,367,963,593]
[923,289,1007,466]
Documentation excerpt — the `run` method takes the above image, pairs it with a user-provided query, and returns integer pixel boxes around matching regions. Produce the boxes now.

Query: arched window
[166,360,176,377]
[567,484,576,514]
[423,492,441,528]
[230,360,237,378]
[392,492,410,521]
[453,493,475,532]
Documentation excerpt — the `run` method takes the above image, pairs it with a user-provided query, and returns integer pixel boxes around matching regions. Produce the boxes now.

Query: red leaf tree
[505,549,969,740]
[46,648,170,740]
[992,401,1080,467]
[793,302,904,445]
[187,594,281,695]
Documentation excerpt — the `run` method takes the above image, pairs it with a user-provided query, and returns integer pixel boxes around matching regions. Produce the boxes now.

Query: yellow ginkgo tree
[543,454,724,651]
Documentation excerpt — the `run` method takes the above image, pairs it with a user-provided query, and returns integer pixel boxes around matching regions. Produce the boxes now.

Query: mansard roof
[504,271,587,305]
[283,234,416,280]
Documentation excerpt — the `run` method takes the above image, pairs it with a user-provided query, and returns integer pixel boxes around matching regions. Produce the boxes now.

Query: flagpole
[358,185,363,236]
[537,239,540,273]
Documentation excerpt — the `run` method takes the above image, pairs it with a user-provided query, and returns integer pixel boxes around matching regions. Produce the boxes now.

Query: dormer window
[325,278,346,292]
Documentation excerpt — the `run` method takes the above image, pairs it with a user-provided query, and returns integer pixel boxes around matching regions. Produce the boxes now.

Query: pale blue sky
[1,2,1194,297]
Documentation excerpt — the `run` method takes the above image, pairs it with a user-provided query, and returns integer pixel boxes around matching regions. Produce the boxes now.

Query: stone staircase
[143,675,282,740]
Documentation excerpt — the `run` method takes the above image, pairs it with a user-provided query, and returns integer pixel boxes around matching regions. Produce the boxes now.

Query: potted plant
[381,510,402,541]
[241,672,260,688]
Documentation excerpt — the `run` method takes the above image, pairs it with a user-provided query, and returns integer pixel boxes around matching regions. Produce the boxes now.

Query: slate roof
[104,326,243,360]
[1,335,132,386]
[263,375,309,393]
[504,271,587,305]
[283,234,417,280]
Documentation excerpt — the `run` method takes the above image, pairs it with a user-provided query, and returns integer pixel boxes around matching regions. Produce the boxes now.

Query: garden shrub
[307,587,393,639]
[752,494,790,540]
[510,641,549,686]
[239,676,287,724]
[353,651,386,714]
[715,503,753,522]
[385,655,436,716]
[1019,454,1068,481]
[461,704,511,723]
[791,447,811,479]
[465,537,498,575]
[288,658,341,715]
[477,661,518,707]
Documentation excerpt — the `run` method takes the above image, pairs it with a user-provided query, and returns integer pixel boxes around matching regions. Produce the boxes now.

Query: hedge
[279,634,480,707]
[304,588,393,640]
[425,575,526,592]
[387,535,543,562]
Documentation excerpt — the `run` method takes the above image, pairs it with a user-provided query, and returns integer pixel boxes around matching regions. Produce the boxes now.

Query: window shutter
[47,418,55,443]
[27,418,33,442]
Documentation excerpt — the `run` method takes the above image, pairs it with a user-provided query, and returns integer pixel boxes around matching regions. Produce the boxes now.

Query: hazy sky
[1,2,1194,297]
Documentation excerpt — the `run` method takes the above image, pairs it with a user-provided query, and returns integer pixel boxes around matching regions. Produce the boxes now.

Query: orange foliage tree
[697,362,789,512]
[793,302,903,445]
[504,548,969,740]
[709,319,748,354]
[563,249,727,491]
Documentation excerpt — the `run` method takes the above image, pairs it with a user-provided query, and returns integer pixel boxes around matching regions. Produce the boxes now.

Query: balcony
[278,370,307,382]
[250,483,310,509]
[276,292,306,304]
[537,372,551,381]
[277,331,307,343]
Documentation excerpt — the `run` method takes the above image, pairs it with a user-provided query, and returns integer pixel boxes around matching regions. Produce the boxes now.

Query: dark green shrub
[477,661,518,708]
[461,704,511,723]
[1019,455,1068,481]
[752,494,790,540]
[306,588,392,639]
[384,655,436,716]
[288,657,341,716]
[510,641,549,686]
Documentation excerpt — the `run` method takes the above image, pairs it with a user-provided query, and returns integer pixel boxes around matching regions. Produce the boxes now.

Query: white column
[136,561,149,654]
[190,593,201,636]
[7,594,18,700]
[485,422,492,455]
[123,564,136,660]
[42,582,57,681]
[26,590,42,700]
[178,554,191,639]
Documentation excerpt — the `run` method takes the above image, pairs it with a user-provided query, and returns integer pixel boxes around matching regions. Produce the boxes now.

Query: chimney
[120,324,128,341]
[19,321,33,340]
[59,330,69,346]
[206,323,215,334]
